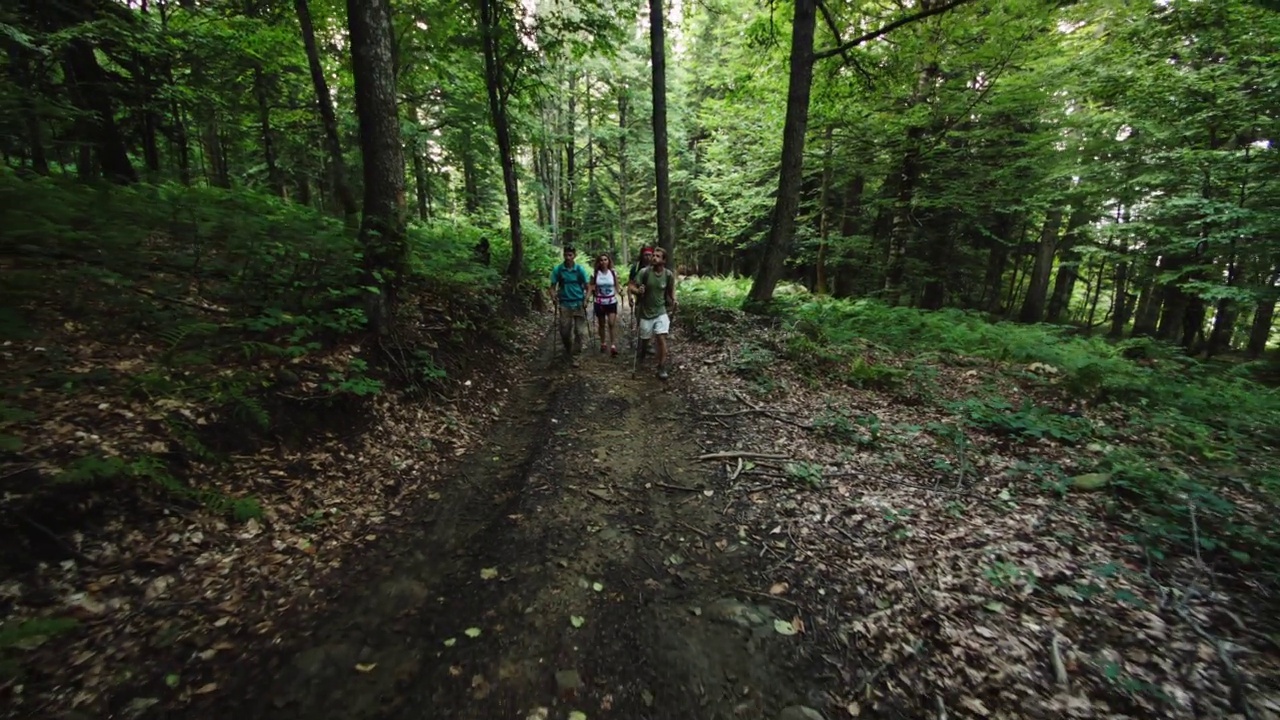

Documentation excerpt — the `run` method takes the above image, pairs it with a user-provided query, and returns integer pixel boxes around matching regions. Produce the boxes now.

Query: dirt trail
[215,309,822,720]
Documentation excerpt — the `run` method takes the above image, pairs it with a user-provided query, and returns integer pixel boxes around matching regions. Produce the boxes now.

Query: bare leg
[656,334,668,369]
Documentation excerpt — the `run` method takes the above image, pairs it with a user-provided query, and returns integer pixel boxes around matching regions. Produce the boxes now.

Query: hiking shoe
[571,357,581,368]
[657,366,669,380]
[600,343,607,353]
[610,345,618,357]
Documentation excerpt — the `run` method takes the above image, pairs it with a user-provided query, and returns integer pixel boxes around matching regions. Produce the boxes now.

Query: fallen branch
[677,520,710,538]
[654,480,701,493]
[737,587,802,607]
[1050,633,1069,688]
[697,451,790,462]
[728,457,745,481]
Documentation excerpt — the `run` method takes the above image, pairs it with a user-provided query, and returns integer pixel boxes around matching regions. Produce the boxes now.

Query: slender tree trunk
[618,90,629,266]
[1108,242,1132,338]
[1247,262,1279,358]
[1130,254,1162,337]
[564,72,577,247]
[412,148,430,221]
[1045,208,1090,324]
[1017,208,1063,323]
[815,126,834,295]
[296,0,359,222]
[253,66,286,198]
[650,0,676,260]
[744,0,815,308]
[347,0,408,333]
[477,0,525,281]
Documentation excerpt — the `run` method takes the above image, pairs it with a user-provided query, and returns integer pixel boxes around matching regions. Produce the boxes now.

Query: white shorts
[638,313,670,340]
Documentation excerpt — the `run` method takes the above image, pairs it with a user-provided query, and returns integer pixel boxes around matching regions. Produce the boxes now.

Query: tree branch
[811,0,979,62]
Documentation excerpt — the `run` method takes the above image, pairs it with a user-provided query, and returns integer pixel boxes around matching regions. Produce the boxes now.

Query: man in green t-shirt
[628,247,677,380]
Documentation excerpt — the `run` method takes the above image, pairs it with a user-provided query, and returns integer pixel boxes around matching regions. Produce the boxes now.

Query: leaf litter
[0,308,549,719]
[676,318,1280,720]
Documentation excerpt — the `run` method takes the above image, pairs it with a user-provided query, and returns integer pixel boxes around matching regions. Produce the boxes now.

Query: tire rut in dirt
[240,377,584,720]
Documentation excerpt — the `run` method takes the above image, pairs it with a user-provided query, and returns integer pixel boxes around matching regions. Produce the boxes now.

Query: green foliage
[683,275,1280,577]
[0,617,79,680]
[951,396,1096,444]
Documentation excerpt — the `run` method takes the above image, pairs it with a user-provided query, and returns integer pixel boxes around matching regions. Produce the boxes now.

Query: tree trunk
[296,0,357,221]
[650,0,676,260]
[564,72,577,247]
[347,0,409,333]
[744,0,816,308]
[1247,264,1279,358]
[64,41,136,184]
[1045,208,1090,323]
[1130,254,1162,337]
[462,129,481,216]
[1108,243,1132,338]
[477,0,525,281]
[1017,207,1063,323]
[412,148,430,221]
[815,125,834,295]
[253,65,286,198]
[618,90,629,265]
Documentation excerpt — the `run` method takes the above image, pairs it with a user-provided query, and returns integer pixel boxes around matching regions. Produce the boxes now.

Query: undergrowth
[680,276,1280,584]
[0,169,556,553]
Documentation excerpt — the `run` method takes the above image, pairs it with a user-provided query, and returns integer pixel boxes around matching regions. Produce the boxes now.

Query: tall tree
[295,0,359,223]
[745,0,977,306]
[346,0,408,333]
[744,0,816,309]
[477,0,526,282]
[649,0,675,259]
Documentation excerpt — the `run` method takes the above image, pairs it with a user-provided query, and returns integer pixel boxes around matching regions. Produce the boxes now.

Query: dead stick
[677,520,710,538]
[1050,633,1069,688]
[698,451,790,462]
[654,481,701,493]
[737,587,802,607]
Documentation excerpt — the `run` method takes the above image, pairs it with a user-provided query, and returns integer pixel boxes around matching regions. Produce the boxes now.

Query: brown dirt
[193,308,824,720]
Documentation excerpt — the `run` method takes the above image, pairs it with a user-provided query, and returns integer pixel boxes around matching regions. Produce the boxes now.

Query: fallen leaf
[355,663,377,673]
[444,638,456,647]
[194,682,218,694]
[773,618,798,636]
[769,582,789,595]
[570,615,585,628]
[480,567,498,580]
[464,627,482,638]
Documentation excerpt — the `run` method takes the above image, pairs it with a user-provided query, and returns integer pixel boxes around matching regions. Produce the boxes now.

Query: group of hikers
[547,243,677,380]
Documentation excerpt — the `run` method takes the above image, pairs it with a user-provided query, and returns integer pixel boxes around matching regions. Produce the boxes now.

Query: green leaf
[480,567,498,580]
[569,615,585,629]
[464,627,482,638]
[773,618,797,635]
[165,673,180,688]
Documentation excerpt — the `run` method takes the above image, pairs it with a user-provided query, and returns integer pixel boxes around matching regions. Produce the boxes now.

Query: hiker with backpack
[549,245,589,368]
[628,247,677,380]
[627,246,654,349]
[588,252,620,357]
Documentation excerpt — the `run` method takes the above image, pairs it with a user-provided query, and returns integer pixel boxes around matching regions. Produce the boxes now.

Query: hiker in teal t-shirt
[548,245,589,367]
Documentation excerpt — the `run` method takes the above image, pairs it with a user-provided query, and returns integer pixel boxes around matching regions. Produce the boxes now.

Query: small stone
[777,707,826,720]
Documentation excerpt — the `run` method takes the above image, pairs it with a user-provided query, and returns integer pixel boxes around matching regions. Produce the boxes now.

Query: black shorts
[594,302,618,317]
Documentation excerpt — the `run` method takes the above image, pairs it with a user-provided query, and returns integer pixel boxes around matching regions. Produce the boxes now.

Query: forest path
[216,305,821,720]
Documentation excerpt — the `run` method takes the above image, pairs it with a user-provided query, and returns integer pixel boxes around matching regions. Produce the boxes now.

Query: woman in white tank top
[589,253,620,356]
